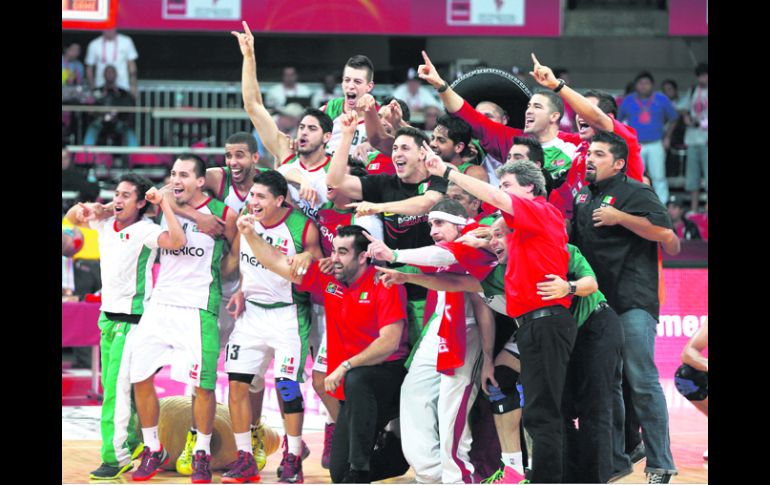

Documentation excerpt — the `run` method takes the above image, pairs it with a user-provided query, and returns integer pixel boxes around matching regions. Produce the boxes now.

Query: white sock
[195,432,212,454]
[325,413,335,425]
[235,432,253,454]
[287,434,302,456]
[502,452,524,474]
[142,426,160,452]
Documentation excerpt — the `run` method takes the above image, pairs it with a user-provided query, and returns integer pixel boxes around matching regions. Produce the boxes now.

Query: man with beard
[236,223,411,484]
[430,114,488,182]
[233,22,334,223]
[219,170,322,484]
[326,111,448,347]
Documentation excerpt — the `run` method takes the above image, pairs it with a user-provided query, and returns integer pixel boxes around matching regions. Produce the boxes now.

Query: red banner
[668,0,708,36]
[64,0,561,36]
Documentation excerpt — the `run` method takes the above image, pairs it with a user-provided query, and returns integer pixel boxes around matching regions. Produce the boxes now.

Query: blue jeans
[84,120,138,146]
[618,309,677,475]
[640,141,669,204]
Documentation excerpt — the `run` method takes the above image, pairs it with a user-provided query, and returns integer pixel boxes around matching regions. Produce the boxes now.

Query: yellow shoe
[131,442,145,461]
[251,420,267,471]
[175,430,197,475]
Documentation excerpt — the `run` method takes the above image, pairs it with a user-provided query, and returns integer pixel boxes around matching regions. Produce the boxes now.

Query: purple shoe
[131,446,169,481]
[279,452,304,483]
[191,450,212,484]
[321,423,335,469]
[222,450,260,483]
[276,436,310,476]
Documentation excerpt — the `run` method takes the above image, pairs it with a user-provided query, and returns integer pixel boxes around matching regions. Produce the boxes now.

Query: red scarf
[422,225,496,375]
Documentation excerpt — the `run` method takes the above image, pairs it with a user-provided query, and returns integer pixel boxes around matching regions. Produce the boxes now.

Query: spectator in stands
[392,68,442,116]
[83,65,138,146]
[62,43,85,86]
[618,71,679,204]
[553,68,576,133]
[265,66,313,109]
[62,143,99,203]
[422,105,441,134]
[667,195,701,240]
[275,102,305,139]
[680,63,708,213]
[85,29,139,98]
[311,73,342,109]
[660,79,687,179]
[686,200,708,241]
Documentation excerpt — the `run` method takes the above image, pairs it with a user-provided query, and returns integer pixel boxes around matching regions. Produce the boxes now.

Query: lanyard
[101,37,119,64]
[693,87,708,114]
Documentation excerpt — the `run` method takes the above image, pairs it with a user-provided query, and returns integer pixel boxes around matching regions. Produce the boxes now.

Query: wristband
[342,360,352,370]
[553,78,566,93]
[437,81,449,93]
[443,166,453,180]
[392,249,399,263]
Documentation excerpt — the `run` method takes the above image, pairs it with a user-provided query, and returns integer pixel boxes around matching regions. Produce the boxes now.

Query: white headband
[428,211,470,226]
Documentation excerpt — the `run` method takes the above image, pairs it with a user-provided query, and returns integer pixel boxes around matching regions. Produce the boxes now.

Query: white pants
[400,306,482,483]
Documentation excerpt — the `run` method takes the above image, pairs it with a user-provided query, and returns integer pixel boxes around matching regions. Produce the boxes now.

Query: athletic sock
[195,432,212,454]
[287,434,302,456]
[235,432,253,454]
[142,426,160,452]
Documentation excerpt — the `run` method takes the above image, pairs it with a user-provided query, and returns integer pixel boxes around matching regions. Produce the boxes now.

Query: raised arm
[326,111,364,199]
[349,189,445,218]
[231,22,292,161]
[65,201,113,228]
[236,213,303,285]
[147,186,187,250]
[423,142,514,214]
[376,266,483,293]
[417,51,465,114]
[358,94,393,155]
[530,53,613,132]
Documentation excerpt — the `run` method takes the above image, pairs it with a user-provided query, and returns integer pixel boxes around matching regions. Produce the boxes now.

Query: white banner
[447,0,525,26]
[163,0,242,21]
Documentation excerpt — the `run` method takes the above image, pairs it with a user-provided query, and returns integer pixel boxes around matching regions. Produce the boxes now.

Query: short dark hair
[381,96,411,123]
[345,55,374,82]
[582,89,618,118]
[661,79,678,91]
[252,169,289,199]
[511,136,544,166]
[591,131,628,170]
[695,62,708,76]
[336,225,371,257]
[430,198,469,219]
[301,108,334,134]
[225,132,258,154]
[436,114,472,157]
[176,153,207,178]
[634,71,654,85]
[531,89,564,120]
[395,126,430,148]
[347,157,368,178]
[118,173,154,216]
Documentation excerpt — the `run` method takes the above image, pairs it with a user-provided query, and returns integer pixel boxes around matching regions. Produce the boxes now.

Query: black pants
[517,307,577,484]
[563,305,625,483]
[329,360,408,483]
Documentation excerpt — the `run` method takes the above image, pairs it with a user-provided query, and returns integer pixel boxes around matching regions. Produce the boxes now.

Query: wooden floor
[62,398,707,484]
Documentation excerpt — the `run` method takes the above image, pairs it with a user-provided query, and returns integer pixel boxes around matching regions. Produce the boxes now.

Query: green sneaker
[251,420,267,471]
[175,430,197,476]
[481,468,504,483]
[131,442,145,460]
[89,462,134,480]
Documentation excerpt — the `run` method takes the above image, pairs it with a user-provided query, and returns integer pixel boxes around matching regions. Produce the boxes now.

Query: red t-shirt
[297,262,409,400]
[501,195,571,317]
[366,152,396,175]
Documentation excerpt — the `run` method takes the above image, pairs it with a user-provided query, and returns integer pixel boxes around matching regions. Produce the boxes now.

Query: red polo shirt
[297,262,409,400]
[501,194,571,317]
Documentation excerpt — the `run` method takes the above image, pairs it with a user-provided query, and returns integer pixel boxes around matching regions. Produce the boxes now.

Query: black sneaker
[89,462,134,480]
[647,472,673,483]
[341,469,371,483]
[608,467,633,483]
[629,442,646,464]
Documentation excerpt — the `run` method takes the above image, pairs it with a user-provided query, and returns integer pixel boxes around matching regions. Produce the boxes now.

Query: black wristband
[442,166,453,180]
[553,78,566,93]
[437,81,449,93]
